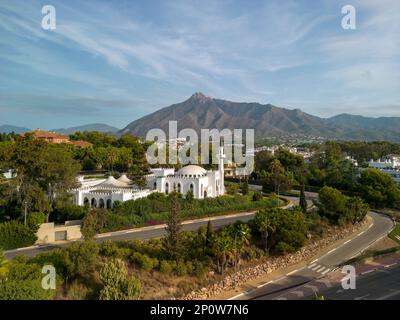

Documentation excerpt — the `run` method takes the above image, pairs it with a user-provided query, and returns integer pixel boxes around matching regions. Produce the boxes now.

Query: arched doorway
[106,199,112,209]
[91,198,97,208]
[177,183,181,193]
[204,190,207,198]
[99,199,105,208]
[165,182,169,195]
[84,197,89,206]
[153,181,157,190]
[190,183,194,193]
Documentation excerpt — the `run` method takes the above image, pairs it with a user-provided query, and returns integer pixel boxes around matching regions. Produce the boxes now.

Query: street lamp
[234,230,246,288]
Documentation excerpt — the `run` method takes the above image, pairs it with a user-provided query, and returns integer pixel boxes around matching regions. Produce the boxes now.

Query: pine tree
[163,193,182,261]
[299,184,307,214]
[205,220,213,255]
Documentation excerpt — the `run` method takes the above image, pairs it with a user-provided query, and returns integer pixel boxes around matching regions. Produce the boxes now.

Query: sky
[0,0,399,130]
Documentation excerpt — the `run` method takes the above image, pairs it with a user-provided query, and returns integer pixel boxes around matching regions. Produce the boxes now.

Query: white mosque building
[145,146,225,199]
[72,147,225,208]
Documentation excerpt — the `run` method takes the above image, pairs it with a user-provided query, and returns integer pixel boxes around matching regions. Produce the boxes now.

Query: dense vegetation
[253,141,400,209]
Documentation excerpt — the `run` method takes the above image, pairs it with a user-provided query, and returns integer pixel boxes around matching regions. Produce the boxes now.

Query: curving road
[230,211,394,300]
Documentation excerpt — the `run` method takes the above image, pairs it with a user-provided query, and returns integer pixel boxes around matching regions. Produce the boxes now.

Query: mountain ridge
[120,93,400,142]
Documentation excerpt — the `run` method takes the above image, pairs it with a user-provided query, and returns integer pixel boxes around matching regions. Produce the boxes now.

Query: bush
[0,221,37,250]
[66,280,91,300]
[159,260,174,274]
[252,192,263,202]
[100,240,119,257]
[191,260,208,277]
[175,261,187,276]
[62,240,100,278]
[130,252,158,271]
[275,241,294,254]
[53,205,88,223]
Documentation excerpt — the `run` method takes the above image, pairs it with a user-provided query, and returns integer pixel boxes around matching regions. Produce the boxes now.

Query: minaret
[218,142,225,195]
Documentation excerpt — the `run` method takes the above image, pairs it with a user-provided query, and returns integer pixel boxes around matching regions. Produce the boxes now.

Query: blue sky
[0,0,399,129]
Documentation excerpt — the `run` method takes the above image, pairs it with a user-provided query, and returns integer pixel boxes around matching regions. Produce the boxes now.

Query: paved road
[307,263,400,300]
[231,211,394,300]
[4,194,299,259]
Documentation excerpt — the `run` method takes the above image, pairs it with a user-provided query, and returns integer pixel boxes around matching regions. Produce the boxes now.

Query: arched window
[91,198,97,208]
[190,183,194,193]
[83,197,89,206]
[153,181,157,190]
[204,190,207,198]
[177,183,181,193]
[173,183,176,192]
[106,199,112,209]
[165,182,169,195]
[99,199,105,208]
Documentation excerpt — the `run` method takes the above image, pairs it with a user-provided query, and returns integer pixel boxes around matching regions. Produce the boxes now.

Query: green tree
[62,240,99,278]
[299,184,307,214]
[81,208,108,240]
[358,168,400,208]
[99,258,141,300]
[317,186,347,222]
[163,193,183,261]
[241,181,249,195]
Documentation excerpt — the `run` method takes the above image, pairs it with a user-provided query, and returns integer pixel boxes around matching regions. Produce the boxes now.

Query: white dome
[117,174,132,184]
[95,176,130,188]
[177,165,207,176]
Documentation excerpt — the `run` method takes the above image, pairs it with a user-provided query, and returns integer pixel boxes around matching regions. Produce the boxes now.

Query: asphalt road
[231,211,394,300]
[306,263,400,300]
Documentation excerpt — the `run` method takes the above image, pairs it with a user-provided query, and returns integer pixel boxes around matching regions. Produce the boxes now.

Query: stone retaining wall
[182,219,368,300]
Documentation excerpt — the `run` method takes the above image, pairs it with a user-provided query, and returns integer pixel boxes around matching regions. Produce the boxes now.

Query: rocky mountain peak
[189,92,212,103]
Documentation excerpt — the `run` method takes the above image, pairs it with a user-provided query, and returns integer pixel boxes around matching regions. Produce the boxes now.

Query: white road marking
[358,231,366,236]
[354,294,370,300]
[228,293,244,300]
[310,259,318,264]
[384,263,398,268]
[377,290,400,300]
[321,268,331,275]
[275,297,288,300]
[316,266,326,273]
[327,248,337,254]
[308,263,317,269]
[290,290,304,298]
[312,265,321,271]
[304,284,318,292]
[361,269,375,275]
[343,239,351,245]
[287,269,299,276]
[257,280,273,288]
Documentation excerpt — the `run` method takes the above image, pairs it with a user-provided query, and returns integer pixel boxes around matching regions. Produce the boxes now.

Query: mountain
[121,92,338,139]
[0,125,30,134]
[120,93,400,142]
[52,123,119,135]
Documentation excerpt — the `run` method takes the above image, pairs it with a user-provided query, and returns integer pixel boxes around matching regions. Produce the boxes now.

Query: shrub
[130,252,158,271]
[0,221,37,250]
[66,280,91,300]
[252,192,263,202]
[62,240,100,278]
[159,260,174,274]
[175,261,187,276]
[275,241,294,254]
[100,240,119,257]
[53,205,88,223]
[191,261,208,278]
